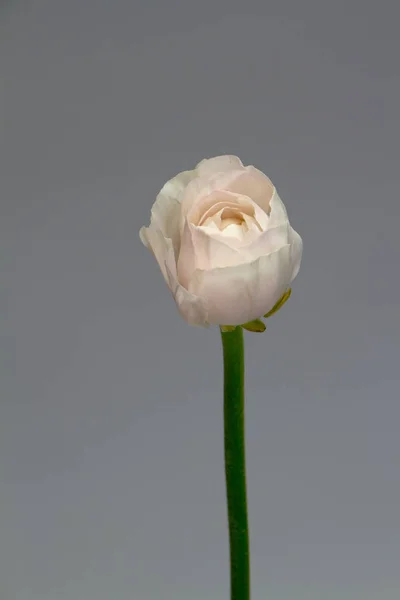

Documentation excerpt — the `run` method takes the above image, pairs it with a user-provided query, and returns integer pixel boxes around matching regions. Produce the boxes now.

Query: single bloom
[139,155,302,327]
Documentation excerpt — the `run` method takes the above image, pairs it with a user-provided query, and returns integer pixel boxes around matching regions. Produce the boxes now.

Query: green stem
[220,325,250,600]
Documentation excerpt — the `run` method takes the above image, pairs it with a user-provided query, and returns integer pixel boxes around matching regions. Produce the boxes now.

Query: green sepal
[220,325,237,332]
[241,319,266,333]
[264,288,292,319]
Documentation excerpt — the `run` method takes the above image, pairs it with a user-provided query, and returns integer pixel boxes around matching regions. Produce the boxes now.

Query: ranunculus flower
[139,155,302,326]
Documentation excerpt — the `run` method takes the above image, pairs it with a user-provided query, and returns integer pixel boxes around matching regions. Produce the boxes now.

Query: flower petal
[240,223,290,256]
[268,189,289,228]
[142,224,208,326]
[165,256,208,327]
[225,166,275,215]
[176,220,198,289]
[147,169,195,255]
[188,244,292,325]
[184,222,244,271]
[188,222,290,271]
[288,226,303,281]
[139,225,171,284]
[195,155,245,177]
[139,225,151,249]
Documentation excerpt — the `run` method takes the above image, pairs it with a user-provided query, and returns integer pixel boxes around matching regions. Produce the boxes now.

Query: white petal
[142,223,208,326]
[176,220,197,289]
[189,221,290,270]
[157,169,195,211]
[289,227,303,281]
[195,155,245,177]
[188,245,292,325]
[139,226,150,249]
[268,189,289,228]
[185,222,244,271]
[225,166,275,215]
[249,198,270,231]
[240,223,290,257]
[139,225,171,284]
[166,273,209,326]
[165,257,208,327]
[148,169,195,255]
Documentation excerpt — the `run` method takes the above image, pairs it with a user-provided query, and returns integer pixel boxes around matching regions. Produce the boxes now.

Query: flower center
[219,208,246,231]
[191,191,266,242]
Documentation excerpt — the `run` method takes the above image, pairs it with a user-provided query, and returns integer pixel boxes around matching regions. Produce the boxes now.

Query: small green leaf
[220,325,237,332]
[241,319,266,333]
[264,288,292,319]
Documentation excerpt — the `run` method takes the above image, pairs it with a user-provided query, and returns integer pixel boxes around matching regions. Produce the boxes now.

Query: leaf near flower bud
[264,288,292,319]
[241,319,266,333]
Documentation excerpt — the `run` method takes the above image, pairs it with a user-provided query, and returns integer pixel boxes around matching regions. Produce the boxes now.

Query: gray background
[1,1,400,599]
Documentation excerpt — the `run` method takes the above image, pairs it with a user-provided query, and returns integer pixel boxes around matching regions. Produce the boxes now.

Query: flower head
[140,156,302,326]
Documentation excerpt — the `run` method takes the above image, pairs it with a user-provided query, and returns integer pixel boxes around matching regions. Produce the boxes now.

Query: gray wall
[1,1,400,599]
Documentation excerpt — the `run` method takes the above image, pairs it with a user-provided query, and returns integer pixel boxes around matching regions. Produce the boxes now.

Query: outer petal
[139,226,171,284]
[141,224,208,326]
[195,155,245,177]
[175,219,198,289]
[165,263,209,326]
[164,240,208,326]
[141,169,195,257]
[289,226,303,281]
[188,244,292,325]
[268,189,289,228]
